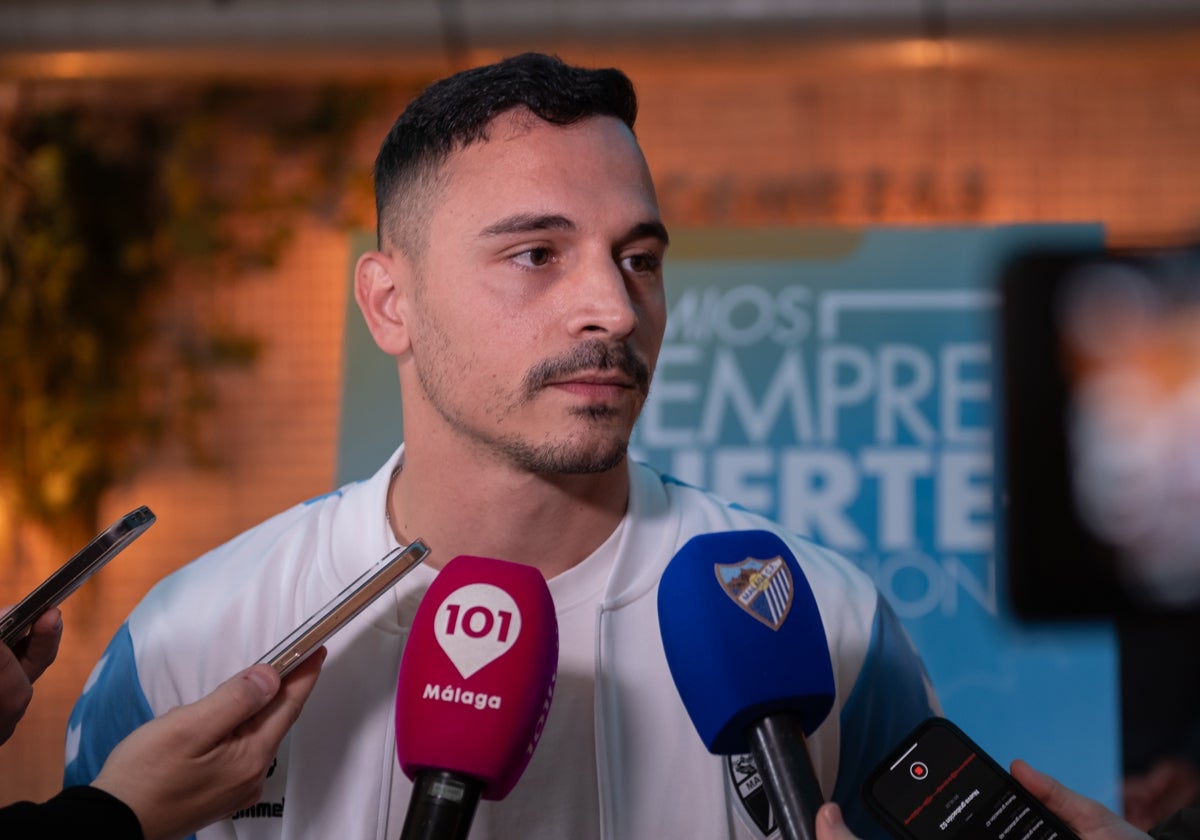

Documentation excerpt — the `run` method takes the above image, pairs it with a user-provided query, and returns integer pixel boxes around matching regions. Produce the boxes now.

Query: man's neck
[387,448,631,579]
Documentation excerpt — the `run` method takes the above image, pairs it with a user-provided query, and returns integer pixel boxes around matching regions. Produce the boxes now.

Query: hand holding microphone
[395,555,558,840]
[658,530,836,840]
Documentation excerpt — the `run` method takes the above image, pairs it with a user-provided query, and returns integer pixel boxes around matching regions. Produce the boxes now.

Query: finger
[816,802,859,840]
[241,647,326,747]
[0,640,25,690]
[1011,759,1074,813]
[167,663,284,751]
[0,642,33,745]
[1011,758,1114,829]
[19,608,62,683]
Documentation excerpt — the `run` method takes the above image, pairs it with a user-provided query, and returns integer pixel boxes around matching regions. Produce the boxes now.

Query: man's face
[401,111,668,475]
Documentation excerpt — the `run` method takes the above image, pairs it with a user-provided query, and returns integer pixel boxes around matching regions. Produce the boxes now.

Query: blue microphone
[658,529,835,840]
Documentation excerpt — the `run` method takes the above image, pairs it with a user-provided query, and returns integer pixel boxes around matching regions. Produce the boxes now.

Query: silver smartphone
[1,505,157,647]
[256,538,431,676]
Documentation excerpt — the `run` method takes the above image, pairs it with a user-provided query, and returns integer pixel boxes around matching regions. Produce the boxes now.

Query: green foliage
[0,83,378,542]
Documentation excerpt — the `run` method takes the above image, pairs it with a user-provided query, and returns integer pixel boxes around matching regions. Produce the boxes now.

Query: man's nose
[565,254,638,340]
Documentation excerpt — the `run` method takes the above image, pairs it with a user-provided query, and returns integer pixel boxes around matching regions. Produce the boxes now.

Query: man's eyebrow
[479,213,575,237]
[477,214,669,247]
[628,220,670,247]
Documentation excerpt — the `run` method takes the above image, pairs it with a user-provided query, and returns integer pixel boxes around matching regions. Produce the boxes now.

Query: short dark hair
[373,52,639,252]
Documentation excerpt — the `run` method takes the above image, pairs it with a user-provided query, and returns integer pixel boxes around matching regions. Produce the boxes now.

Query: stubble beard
[415,337,650,475]
[499,417,631,475]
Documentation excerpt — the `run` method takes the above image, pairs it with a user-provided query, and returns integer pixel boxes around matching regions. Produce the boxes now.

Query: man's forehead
[408,110,660,248]
[437,117,653,202]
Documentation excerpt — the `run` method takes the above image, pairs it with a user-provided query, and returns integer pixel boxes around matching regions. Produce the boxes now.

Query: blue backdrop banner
[628,225,1117,806]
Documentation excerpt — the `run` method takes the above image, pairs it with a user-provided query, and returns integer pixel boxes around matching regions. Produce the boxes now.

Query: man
[66,52,937,839]
[2,607,323,838]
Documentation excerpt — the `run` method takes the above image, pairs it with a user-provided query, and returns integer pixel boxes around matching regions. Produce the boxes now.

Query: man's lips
[522,340,651,403]
[545,372,637,398]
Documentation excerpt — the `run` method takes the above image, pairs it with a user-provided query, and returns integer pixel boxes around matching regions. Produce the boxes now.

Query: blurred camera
[1000,243,1200,619]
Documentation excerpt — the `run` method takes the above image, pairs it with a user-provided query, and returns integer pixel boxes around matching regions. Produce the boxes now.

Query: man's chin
[508,437,629,475]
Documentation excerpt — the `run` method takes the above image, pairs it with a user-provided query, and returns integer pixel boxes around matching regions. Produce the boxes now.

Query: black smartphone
[255,538,430,676]
[863,717,1081,840]
[0,505,157,647]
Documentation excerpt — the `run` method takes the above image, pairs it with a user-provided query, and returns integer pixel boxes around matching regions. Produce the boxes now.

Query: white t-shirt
[463,519,621,839]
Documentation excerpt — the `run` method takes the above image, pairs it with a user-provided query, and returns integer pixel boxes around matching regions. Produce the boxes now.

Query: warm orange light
[44,51,97,78]
[896,38,951,67]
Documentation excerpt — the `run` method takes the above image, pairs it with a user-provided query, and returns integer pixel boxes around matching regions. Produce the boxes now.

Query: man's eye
[623,252,662,274]
[515,248,553,268]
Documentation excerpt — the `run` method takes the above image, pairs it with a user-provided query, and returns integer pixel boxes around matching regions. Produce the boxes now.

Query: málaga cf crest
[715,556,794,630]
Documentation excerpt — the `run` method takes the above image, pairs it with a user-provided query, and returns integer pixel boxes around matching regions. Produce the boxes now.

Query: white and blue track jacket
[65,446,938,840]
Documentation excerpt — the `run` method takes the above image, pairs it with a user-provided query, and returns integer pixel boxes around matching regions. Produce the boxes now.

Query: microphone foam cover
[396,555,558,800]
[658,529,835,754]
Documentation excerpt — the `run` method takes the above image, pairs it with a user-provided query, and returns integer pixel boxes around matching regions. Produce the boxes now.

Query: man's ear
[354,250,412,356]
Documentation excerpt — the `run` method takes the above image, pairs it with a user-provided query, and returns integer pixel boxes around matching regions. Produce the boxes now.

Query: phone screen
[863,718,1081,840]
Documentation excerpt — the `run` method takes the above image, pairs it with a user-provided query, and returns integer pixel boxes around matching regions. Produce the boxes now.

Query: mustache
[523,340,650,398]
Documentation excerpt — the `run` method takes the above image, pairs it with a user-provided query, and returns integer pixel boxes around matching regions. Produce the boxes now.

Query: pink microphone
[395,555,558,840]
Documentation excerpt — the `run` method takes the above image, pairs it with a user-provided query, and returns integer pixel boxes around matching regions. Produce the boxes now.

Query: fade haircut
[373,52,639,255]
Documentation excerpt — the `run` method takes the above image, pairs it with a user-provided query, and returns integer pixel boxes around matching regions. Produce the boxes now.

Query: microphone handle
[398,769,483,840]
[746,713,824,840]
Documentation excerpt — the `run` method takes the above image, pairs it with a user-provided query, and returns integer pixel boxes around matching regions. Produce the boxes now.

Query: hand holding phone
[256,539,431,676]
[863,717,1082,840]
[1,506,157,648]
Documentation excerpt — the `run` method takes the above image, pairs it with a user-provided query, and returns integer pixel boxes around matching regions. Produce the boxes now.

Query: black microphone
[658,530,836,840]
[394,555,558,840]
